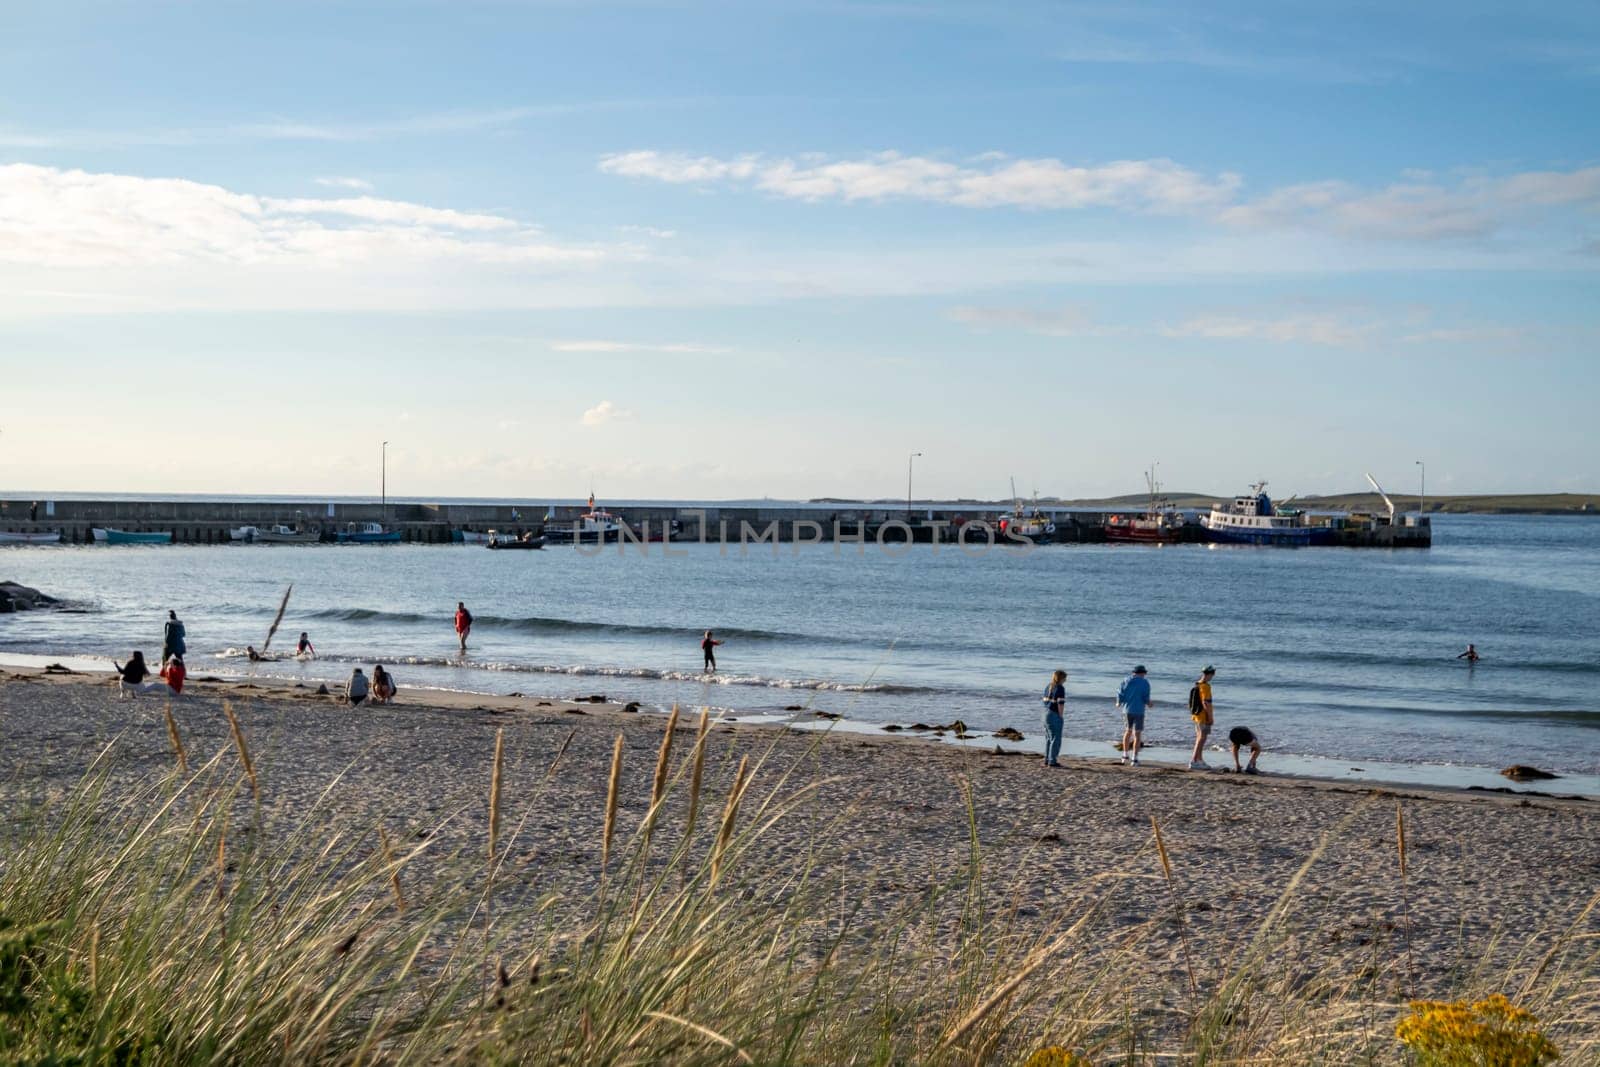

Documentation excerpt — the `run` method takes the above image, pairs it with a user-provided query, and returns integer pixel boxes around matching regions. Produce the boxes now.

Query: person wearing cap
[1189,666,1216,770]
[1116,665,1152,766]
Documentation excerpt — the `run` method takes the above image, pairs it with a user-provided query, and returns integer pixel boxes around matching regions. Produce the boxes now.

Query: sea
[3,513,1598,795]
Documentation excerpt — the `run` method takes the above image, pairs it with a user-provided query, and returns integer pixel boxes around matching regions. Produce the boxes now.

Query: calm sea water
[3,515,1598,788]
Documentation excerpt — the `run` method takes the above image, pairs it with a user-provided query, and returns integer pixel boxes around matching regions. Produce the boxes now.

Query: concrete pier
[0,498,1431,548]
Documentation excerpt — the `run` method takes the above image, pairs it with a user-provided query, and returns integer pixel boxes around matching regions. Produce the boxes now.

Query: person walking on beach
[160,653,186,695]
[29,501,38,522]
[454,602,473,652]
[345,667,369,707]
[1117,665,1152,766]
[162,610,186,664]
[1188,666,1216,770]
[296,632,316,658]
[114,651,154,698]
[1457,643,1480,663]
[1228,725,1262,774]
[1042,669,1067,767]
[701,630,723,673]
[371,664,397,705]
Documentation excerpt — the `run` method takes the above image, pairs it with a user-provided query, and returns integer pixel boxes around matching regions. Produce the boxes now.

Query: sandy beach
[2,665,1597,1057]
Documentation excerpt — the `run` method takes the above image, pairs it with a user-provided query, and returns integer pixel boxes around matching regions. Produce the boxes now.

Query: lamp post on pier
[906,451,922,518]
[382,441,389,526]
[1415,459,1425,515]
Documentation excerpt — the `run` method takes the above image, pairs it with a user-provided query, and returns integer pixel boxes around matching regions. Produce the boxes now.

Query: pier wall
[0,499,1431,548]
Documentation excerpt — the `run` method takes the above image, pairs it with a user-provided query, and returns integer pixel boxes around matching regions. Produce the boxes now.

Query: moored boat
[993,479,1055,545]
[486,530,545,550]
[0,530,61,545]
[94,528,174,545]
[255,524,319,544]
[1104,466,1184,544]
[454,529,491,545]
[1200,483,1326,546]
[334,522,402,544]
[541,496,628,544]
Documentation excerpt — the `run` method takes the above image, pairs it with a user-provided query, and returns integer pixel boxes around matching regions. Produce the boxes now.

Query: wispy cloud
[600,150,1241,213]
[603,149,1600,245]
[551,339,730,354]
[581,400,633,426]
[314,176,374,191]
[947,304,1099,336]
[0,163,591,269]
[1160,312,1375,347]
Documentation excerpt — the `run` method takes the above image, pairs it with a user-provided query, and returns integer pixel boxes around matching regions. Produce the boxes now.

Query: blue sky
[0,1,1595,500]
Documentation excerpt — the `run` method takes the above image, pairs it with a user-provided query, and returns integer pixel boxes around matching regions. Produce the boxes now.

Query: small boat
[0,530,61,545]
[255,524,319,544]
[94,528,173,545]
[334,522,403,544]
[1201,483,1327,546]
[229,525,260,542]
[1104,466,1184,544]
[486,530,545,550]
[541,495,628,544]
[454,529,491,545]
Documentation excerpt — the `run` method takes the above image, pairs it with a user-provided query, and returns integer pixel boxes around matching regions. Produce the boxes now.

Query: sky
[0,0,1596,501]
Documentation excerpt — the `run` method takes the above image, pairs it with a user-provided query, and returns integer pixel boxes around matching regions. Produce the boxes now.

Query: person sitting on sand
[345,667,369,707]
[371,664,397,705]
[1228,725,1262,774]
[701,630,723,673]
[1042,669,1067,768]
[296,632,316,658]
[1117,665,1152,767]
[114,651,154,698]
[1457,643,1480,662]
[160,653,187,695]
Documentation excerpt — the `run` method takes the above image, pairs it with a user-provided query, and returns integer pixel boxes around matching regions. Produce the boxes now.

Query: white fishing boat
[1201,482,1326,546]
[0,530,61,545]
[542,495,627,544]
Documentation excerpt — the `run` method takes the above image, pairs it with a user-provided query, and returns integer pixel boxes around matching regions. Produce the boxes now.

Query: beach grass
[1,712,1595,1065]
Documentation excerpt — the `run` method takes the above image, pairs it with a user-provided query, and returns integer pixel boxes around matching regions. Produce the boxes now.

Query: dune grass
[0,705,1595,1065]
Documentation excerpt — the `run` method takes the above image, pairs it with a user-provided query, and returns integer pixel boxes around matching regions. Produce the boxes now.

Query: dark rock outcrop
[1501,765,1560,781]
[993,727,1025,741]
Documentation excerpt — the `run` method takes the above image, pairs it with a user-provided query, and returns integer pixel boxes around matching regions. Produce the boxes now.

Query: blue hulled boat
[1200,484,1328,546]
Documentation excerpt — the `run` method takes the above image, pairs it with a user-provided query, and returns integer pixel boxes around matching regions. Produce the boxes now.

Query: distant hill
[819,492,1600,515]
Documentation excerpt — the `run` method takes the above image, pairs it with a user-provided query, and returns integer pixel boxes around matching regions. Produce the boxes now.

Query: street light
[382,441,389,525]
[907,451,923,517]
[1415,460,1425,515]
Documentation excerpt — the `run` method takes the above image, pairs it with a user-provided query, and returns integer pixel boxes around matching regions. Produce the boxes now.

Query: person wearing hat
[1116,665,1152,766]
[1188,666,1216,770]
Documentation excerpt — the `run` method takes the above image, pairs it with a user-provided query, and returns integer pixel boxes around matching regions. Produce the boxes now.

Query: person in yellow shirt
[1188,665,1216,770]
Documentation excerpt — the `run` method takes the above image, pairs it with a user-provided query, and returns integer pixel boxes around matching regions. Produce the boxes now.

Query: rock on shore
[0,582,57,612]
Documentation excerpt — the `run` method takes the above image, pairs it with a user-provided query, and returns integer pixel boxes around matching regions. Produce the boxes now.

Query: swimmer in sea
[1457,643,1480,663]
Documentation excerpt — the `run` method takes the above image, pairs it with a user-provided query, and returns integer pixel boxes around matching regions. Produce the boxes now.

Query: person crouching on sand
[1042,669,1067,768]
[346,667,369,707]
[371,664,396,705]
[1228,725,1262,774]
[160,653,186,695]
[114,651,153,698]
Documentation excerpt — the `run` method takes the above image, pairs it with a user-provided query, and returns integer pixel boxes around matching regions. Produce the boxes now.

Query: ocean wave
[296,606,809,643]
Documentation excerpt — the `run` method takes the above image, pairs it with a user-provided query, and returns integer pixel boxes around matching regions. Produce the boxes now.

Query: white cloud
[551,339,730,354]
[1160,312,1376,346]
[581,400,633,426]
[314,176,374,191]
[600,150,1240,213]
[603,149,1600,245]
[947,305,1098,336]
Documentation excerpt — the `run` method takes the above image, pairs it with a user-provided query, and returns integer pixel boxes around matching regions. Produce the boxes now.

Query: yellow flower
[1023,1047,1093,1067]
[1395,994,1560,1066]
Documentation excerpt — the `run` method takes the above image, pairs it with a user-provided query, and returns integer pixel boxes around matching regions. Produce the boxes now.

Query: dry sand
[2,665,1597,1049]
